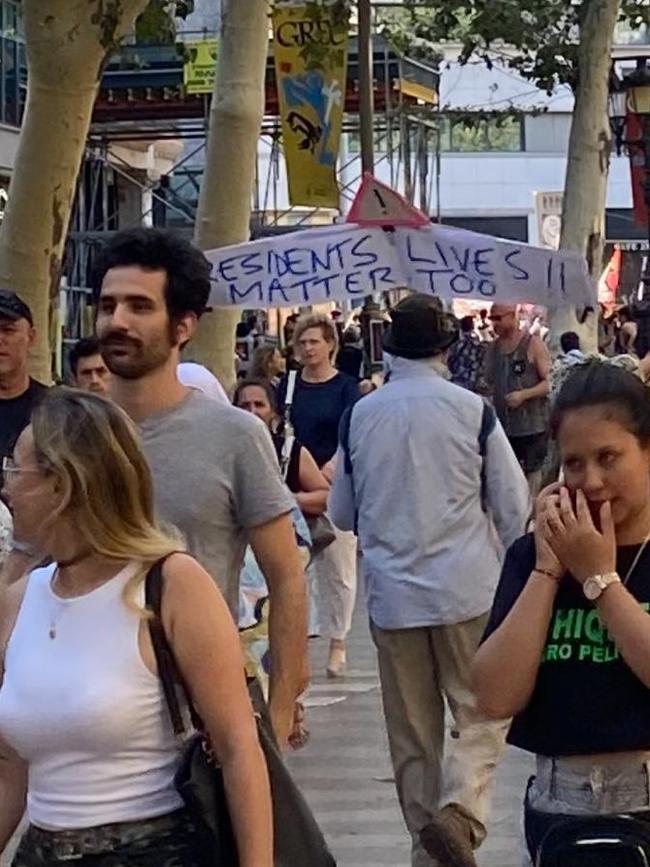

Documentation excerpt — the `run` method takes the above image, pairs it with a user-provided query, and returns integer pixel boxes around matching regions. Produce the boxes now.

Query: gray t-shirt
[139,391,295,614]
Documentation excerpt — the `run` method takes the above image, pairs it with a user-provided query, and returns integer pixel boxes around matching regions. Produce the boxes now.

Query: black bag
[525,777,650,866]
[145,559,337,867]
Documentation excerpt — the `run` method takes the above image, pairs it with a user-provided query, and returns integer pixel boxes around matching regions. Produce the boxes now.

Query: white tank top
[0,562,184,829]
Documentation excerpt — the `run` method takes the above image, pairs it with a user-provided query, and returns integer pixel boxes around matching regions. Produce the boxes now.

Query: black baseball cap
[0,290,33,326]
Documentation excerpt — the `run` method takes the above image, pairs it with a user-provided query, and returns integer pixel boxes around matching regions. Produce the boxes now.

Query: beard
[99,332,173,380]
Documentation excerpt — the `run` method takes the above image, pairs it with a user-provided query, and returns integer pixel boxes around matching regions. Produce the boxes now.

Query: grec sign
[275,18,346,47]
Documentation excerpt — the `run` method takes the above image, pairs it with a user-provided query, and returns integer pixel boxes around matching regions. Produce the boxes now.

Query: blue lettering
[450,273,473,295]
[312,275,336,297]
[560,262,566,293]
[450,246,471,273]
[345,271,364,295]
[478,279,496,297]
[310,247,331,272]
[406,236,452,273]
[547,257,553,290]
[218,255,245,282]
[229,280,263,304]
[504,249,529,281]
[473,248,495,278]
[369,266,395,292]
[434,243,449,268]
[267,278,289,304]
[240,254,263,277]
[281,248,311,278]
[350,234,379,268]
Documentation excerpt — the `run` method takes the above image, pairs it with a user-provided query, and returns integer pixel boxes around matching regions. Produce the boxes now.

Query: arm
[0,581,28,851]
[249,515,308,747]
[595,583,650,687]
[0,746,26,852]
[295,447,329,516]
[484,419,530,549]
[473,571,559,718]
[162,554,273,867]
[328,446,356,532]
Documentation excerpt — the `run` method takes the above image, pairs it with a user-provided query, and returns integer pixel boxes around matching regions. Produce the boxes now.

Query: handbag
[145,559,337,867]
[305,513,337,555]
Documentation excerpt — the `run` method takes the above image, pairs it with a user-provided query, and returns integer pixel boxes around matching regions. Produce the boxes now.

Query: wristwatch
[583,572,621,601]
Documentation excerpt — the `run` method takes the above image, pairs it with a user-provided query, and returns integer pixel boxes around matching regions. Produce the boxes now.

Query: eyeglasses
[2,456,43,476]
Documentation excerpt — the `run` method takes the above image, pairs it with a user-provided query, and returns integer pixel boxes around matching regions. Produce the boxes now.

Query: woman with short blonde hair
[0,388,272,867]
[280,312,359,678]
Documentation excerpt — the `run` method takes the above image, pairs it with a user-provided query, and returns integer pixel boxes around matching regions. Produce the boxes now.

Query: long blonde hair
[31,388,182,608]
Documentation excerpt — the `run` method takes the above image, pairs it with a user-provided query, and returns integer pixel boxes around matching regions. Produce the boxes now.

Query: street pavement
[2,599,532,867]
[288,600,534,867]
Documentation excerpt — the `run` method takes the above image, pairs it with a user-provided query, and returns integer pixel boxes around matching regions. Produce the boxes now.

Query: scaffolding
[63,35,440,341]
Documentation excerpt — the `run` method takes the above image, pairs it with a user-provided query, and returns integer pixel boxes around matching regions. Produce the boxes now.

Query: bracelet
[532,567,563,582]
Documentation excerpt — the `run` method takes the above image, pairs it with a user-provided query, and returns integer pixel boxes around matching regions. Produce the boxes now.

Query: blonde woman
[0,388,272,867]
[278,313,359,677]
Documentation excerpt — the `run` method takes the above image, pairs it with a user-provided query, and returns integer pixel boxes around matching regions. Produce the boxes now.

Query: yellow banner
[183,40,218,95]
[273,1,350,210]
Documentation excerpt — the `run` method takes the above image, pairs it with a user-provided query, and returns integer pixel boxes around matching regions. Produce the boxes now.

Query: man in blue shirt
[330,294,529,867]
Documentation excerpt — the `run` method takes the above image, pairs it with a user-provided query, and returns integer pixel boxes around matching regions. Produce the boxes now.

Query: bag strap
[145,557,202,736]
[478,399,496,513]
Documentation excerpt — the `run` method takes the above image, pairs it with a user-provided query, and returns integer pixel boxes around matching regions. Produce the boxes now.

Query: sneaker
[419,805,478,867]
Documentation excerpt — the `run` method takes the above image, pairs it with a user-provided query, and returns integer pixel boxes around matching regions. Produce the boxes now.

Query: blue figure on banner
[282,71,343,167]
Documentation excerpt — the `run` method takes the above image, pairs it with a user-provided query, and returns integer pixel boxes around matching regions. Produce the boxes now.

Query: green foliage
[135,0,177,45]
[378,0,649,94]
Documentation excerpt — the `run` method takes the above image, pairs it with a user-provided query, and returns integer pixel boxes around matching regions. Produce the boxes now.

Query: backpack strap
[478,400,496,513]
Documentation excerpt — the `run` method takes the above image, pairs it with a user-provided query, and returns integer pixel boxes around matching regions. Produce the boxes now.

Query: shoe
[326,642,346,678]
[419,805,478,867]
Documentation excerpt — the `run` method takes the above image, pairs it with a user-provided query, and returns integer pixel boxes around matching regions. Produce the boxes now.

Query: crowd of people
[1,228,650,867]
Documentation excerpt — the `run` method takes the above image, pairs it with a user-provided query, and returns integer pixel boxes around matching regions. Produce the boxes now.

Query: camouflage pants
[12,810,210,867]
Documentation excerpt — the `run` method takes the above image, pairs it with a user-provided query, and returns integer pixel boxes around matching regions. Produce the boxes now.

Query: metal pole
[358,0,374,174]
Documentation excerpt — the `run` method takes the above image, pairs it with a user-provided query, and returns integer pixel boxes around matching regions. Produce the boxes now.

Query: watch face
[584,578,601,601]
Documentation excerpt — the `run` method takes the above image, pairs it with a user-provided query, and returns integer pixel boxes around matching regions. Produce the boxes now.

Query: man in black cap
[330,294,529,867]
[0,291,47,467]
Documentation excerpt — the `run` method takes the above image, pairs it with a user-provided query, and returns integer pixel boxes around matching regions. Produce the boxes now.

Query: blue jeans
[523,753,650,866]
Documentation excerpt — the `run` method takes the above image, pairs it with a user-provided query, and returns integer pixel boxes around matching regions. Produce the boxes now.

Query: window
[0,0,25,127]
[441,116,524,152]
[346,115,524,155]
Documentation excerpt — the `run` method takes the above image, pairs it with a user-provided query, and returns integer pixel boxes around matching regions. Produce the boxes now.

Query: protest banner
[272,0,350,209]
[205,222,595,310]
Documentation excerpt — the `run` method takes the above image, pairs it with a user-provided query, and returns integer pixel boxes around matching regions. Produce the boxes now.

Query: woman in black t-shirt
[474,361,650,864]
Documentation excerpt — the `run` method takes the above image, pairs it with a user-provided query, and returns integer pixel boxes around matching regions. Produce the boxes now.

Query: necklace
[49,572,65,640]
[622,529,650,585]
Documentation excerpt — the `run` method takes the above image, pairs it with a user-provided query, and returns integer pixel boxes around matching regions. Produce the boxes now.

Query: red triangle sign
[346,173,430,227]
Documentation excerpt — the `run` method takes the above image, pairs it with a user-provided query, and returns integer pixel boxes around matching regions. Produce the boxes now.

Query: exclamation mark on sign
[373,188,388,216]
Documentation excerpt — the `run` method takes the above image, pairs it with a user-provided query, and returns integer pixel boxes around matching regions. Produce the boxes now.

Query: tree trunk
[188,0,269,392]
[548,0,621,355]
[0,0,150,383]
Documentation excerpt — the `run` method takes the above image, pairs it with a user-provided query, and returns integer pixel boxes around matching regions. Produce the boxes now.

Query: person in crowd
[234,377,329,748]
[250,346,286,388]
[278,313,359,678]
[616,305,638,356]
[598,303,616,357]
[330,294,529,867]
[447,315,485,392]
[483,303,551,496]
[0,292,46,468]
[474,360,650,867]
[336,326,363,381]
[235,378,329,518]
[69,337,112,395]
[0,388,272,867]
[93,228,307,747]
[177,361,229,405]
[476,308,493,343]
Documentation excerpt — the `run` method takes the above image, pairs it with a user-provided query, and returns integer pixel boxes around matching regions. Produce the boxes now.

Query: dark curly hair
[91,228,212,321]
